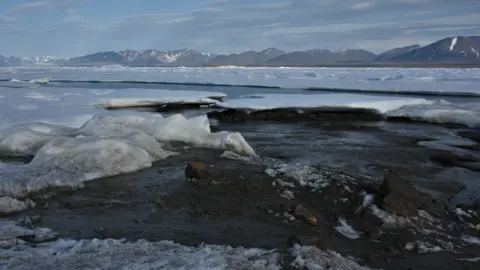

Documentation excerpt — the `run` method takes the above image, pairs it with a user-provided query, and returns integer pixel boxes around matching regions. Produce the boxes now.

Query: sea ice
[0,113,256,200]
[218,93,432,114]
[92,89,226,109]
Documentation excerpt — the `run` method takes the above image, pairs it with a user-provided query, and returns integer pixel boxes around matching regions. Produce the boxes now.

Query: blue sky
[0,0,479,57]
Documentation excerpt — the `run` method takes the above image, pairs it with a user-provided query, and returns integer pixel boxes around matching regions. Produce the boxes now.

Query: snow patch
[334,218,361,239]
[0,237,280,270]
[0,220,57,249]
[291,244,373,270]
[405,241,443,253]
[471,46,480,58]
[450,37,458,51]
[0,197,35,214]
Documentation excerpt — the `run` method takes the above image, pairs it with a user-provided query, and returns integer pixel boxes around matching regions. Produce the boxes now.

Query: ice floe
[92,89,226,109]
[218,93,432,113]
[214,93,480,127]
[5,66,480,96]
[0,113,256,208]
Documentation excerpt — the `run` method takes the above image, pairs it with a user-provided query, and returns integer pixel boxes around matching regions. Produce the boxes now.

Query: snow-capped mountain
[375,44,421,61]
[392,36,480,63]
[0,55,21,67]
[264,49,376,66]
[64,48,215,67]
[208,48,286,66]
[21,56,66,66]
[3,35,474,67]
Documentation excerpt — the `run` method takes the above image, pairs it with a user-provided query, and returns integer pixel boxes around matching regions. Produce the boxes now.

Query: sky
[0,0,479,57]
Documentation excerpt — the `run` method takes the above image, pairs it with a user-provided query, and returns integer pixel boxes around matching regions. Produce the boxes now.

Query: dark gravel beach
[6,115,480,269]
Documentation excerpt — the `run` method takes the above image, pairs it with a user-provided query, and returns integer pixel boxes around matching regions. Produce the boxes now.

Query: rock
[293,205,317,226]
[376,170,427,217]
[185,162,210,180]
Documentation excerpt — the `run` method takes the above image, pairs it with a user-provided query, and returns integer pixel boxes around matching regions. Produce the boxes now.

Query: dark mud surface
[6,118,480,269]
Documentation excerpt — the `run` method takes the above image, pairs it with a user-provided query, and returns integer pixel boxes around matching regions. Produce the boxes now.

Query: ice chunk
[0,123,77,156]
[0,219,57,249]
[0,197,35,214]
[334,218,361,239]
[92,89,226,109]
[94,97,219,109]
[0,113,256,199]
[291,244,372,269]
[0,238,280,269]
[79,114,254,156]
[218,93,432,114]
[0,137,154,198]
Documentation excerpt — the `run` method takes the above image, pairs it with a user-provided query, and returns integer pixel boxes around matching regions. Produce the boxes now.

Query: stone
[376,170,427,217]
[185,162,210,180]
[293,204,317,226]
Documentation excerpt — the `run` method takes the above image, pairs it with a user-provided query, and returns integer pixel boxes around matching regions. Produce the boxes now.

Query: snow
[92,89,225,109]
[0,220,57,249]
[450,37,458,51]
[471,46,479,58]
[0,220,383,270]
[218,93,432,114]
[0,219,280,270]
[290,244,373,270]
[334,218,361,239]
[0,197,35,214]
[0,238,281,270]
[0,114,256,200]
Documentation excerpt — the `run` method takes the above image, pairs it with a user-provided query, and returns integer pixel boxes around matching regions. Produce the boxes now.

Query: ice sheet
[92,89,226,109]
[0,85,227,124]
[4,66,480,96]
[218,93,432,113]
[218,94,480,127]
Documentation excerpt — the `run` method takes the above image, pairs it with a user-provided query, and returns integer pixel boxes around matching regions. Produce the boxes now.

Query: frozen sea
[1,66,480,269]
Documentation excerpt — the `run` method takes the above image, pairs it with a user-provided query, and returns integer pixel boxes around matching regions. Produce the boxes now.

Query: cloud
[351,2,376,9]
[8,0,87,13]
[203,0,248,5]
[0,15,16,23]
[8,1,51,12]
[0,0,479,57]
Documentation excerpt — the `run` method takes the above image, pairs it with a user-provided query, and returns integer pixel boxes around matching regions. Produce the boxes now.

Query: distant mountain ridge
[2,36,479,67]
[62,48,215,67]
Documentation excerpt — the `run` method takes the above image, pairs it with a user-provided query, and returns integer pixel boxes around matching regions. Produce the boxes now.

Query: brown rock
[376,170,427,217]
[185,162,210,180]
[293,205,317,226]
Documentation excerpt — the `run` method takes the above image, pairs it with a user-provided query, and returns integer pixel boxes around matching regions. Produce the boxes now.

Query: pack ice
[0,113,256,213]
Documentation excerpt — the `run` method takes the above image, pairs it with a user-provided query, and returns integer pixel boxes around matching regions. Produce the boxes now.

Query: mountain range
[1,36,479,68]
